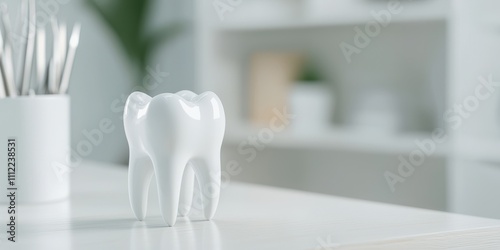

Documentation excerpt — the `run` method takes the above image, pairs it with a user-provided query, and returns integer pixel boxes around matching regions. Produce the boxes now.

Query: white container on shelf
[0,95,70,203]
[289,83,333,134]
[348,90,401,134]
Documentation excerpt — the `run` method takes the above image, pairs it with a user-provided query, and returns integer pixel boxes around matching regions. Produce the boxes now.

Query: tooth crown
[124,90,225,226]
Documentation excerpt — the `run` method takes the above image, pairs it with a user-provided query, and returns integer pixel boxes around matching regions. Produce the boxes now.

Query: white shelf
[219,15,446,33]
[218,0,448,32]
[223,123,449,157]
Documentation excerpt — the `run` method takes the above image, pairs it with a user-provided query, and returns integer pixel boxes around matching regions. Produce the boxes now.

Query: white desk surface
[1,161,500,250]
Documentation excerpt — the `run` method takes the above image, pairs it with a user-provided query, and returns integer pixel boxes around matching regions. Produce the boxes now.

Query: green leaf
[86,0,151,63]
[86,0,185,84]
[145,23,184,51]
[141,22,185,63]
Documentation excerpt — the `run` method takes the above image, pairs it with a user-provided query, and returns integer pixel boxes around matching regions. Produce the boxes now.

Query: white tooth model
[124,91,225,226]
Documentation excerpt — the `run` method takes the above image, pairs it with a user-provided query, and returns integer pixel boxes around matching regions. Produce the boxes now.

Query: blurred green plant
[86,0,183,79]
[297,62,323,84]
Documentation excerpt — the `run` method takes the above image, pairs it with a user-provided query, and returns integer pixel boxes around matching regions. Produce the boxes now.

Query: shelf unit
[197,0,448,152]
[195,0,500,217]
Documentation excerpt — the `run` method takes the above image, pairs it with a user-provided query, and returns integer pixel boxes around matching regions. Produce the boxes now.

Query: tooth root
[178,164,195,217]
[128,152,154,221]
[192,156,221,220]
[152,155,187,227]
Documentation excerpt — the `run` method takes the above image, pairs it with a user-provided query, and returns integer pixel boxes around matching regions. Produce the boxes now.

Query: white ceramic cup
[0,95,70,203]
